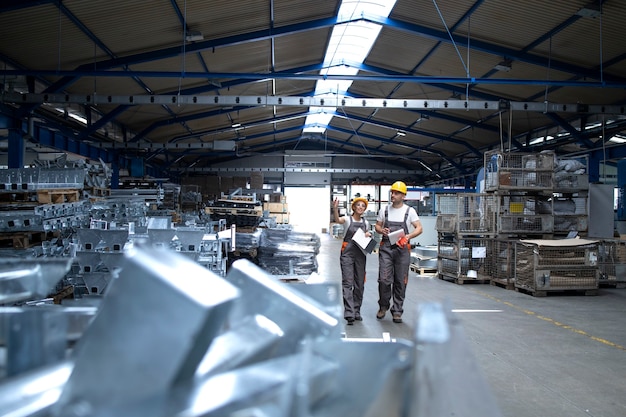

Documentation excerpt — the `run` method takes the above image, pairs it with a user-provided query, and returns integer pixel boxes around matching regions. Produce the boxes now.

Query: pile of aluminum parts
[205,189,263,230]
[88,200,149,228]
[0,200,91,234]
[0,248,502,417]
[72,228,130,295]
[411,245,438,271]
[257,227,321,275]
[0,167,86,192]
[174,226,228,276]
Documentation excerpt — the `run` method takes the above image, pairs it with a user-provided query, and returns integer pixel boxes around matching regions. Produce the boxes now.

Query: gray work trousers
[377,240,411,315]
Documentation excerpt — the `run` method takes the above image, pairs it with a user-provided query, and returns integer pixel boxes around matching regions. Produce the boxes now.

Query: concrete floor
[314,233,626,417]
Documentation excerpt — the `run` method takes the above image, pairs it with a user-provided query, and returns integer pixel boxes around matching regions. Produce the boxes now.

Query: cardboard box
[273,213,290,223]
[264,202,288,213]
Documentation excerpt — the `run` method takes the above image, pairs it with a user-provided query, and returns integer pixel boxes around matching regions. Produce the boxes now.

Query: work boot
[346,317,355,325]
[392,313,402,323]
[376,308,387,319]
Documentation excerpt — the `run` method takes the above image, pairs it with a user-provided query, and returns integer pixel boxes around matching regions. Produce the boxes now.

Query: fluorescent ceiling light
[303,0,397,134]
[396,130,406,137]
[494,59,512,72]
[185,30,204,42]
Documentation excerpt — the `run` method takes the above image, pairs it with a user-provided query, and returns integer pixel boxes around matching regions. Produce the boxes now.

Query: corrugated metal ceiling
[0,0,624,185]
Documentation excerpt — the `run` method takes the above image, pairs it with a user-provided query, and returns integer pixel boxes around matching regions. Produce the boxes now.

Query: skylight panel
[303,0,397,134]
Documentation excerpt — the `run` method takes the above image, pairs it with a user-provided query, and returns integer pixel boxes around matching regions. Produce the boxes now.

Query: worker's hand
[397,236,408,248]
[333,198,338,209]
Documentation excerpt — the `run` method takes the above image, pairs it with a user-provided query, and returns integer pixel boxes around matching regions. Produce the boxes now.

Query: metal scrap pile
[257,227,321,276]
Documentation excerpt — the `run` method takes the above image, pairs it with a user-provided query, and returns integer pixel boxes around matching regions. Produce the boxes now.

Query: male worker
[374,181,423,323]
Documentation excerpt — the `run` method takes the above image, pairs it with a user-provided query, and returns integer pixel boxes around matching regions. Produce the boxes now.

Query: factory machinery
[0,247,502,417]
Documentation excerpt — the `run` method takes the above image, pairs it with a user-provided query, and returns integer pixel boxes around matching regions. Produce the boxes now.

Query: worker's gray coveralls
[378,206,410,316]
[340,216,368,320]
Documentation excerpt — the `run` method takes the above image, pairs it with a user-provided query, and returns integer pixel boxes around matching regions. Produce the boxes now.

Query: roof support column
[8,128,24,169]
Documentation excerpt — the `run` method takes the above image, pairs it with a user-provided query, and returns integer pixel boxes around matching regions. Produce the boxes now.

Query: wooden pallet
[410,263,437,276]
[514,286,599,297]
[84,187,111,197]
[599,280,626,289]
[490,278,515,290]
[0,231,48,249]
[37,189,80,204]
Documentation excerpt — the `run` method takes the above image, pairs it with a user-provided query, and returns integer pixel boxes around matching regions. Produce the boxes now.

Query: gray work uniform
[378,206,411,316]
[340,216,368,320]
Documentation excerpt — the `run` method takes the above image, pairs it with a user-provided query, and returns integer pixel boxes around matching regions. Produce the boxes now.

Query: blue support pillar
[111,156,120,189]
[588,153,601,183]
[8,129,24,168]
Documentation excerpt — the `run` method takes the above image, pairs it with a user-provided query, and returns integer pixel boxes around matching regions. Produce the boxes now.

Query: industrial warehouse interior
[1,1,625,416]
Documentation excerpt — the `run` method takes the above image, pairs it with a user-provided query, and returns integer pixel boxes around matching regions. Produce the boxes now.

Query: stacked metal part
[0,247,502,417]
[257,228,321,276]
[0,168,90,247]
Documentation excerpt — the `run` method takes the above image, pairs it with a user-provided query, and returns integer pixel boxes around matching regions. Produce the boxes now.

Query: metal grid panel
[514,241,599,292]
[485,239,516,285]
[437,237,490,281]
[553,196,588,233]
[598,239,626,285]
[484,151,555,192]
[497,194,553,234]
[554,156,589,191]
[436,193,497,235]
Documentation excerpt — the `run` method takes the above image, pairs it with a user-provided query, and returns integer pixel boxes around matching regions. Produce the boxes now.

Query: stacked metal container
[514,238,599,296]
[435,193,497,283]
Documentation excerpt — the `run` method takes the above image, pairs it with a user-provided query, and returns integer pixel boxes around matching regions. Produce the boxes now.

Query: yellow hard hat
[351,197,368,210]
[390,181,407,194]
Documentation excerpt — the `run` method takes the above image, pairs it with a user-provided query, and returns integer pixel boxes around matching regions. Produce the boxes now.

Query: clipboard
[352,228,377,254]
[387,229,405,245]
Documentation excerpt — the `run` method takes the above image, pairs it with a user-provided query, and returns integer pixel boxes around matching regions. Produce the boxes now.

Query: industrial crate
[484,150,555,192]
[514,238,599,296]
[552,195,588,234]
[496,193,553,234]
[554,156,589,192]
[597,239,626,288]
[435,193,497,235]
[437,236,490,283]
[484,238,516,289]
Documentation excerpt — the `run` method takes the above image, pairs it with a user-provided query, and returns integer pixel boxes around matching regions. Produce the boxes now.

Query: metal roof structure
[1,0,625,185]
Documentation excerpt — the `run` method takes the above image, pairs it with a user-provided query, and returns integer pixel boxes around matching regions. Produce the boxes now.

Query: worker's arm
[333,198,345,224]
[375,219,389,236]
[406,219,423,240]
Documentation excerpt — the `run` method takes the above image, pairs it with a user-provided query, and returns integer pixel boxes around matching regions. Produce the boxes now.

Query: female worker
[333,196,372,325]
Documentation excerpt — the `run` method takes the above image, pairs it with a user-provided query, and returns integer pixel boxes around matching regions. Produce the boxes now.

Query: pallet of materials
[514,238,599,296]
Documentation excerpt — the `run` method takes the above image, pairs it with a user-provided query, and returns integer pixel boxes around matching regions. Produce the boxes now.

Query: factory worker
[374,181,422,323]
[333,196,371,325]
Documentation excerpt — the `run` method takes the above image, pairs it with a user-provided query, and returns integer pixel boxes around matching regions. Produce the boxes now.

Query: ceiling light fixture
[396,130,406,137]
[576,4,601,18]
[494,59,512,72]
[231,123,241,128]
[185,30,204,42]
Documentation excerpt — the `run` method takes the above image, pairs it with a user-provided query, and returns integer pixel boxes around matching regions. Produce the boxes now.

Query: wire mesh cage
[436,193,497,235]
[554,156,589,192]
[484,238,516,288]
[514,239,599,295]
[553,195,588,234]
[497,194,553,234]
[597,239,626,287]
[484,150,555,192]
[437,236,490,282]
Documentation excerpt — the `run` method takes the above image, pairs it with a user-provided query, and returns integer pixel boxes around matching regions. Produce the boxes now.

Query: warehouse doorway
[284,186,331,234]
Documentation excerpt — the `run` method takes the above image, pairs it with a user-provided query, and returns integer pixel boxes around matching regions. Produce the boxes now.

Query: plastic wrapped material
[235,230,262,253]
[257,228,321,275]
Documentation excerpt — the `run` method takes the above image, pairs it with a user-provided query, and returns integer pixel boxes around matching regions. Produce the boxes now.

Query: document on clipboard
[352,228,377,254]
[387,229,405,245]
